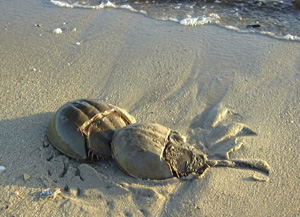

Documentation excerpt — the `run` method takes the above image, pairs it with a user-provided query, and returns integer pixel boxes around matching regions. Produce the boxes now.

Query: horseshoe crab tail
[207,159,270,174]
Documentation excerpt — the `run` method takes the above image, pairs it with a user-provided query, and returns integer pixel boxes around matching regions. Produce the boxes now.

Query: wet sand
[0,0,299,216]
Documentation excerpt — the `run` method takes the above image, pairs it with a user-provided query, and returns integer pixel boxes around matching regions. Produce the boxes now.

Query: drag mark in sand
[162,52,234,109]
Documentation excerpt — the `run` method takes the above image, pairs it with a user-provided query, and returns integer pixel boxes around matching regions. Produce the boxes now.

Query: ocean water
[50,0,300,41]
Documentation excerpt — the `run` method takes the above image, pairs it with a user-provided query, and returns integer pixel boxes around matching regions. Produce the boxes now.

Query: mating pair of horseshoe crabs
[47,99,270,180]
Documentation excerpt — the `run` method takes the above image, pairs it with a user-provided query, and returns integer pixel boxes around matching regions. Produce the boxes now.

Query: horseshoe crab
[47,99,136,160]
[111,123,270,180]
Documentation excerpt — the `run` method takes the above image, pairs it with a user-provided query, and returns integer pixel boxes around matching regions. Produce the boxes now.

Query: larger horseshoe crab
[111,123,270,180]
[47,99,136,160]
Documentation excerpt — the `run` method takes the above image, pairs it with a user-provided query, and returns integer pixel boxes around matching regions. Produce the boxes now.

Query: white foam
[50,0,146,13]
[168,17,179,22]
[209,13,220,19]
[139,10,147,15]
[225,26,300,42]
[50,0,116,9]
[180,18,199,26]
[225,25,240,31]
[157,16,178,22]
[119,4,138,12]
[180,15,219,26]
[49,0,150,16]
[282,34,300,41]
[50,0,74,8]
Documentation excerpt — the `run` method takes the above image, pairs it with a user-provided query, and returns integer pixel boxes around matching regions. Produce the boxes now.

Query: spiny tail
[207,159,270,174]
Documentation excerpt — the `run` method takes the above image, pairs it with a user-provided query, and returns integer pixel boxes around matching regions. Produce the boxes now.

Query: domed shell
[112,123,210,180]
[111,123,174,180]
[47,99,136,159]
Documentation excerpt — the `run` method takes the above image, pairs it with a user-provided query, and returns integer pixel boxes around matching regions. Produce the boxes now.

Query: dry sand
[0,0,299,216]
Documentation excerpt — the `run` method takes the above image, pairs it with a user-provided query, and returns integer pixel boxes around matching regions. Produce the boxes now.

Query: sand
[0,0,299,216]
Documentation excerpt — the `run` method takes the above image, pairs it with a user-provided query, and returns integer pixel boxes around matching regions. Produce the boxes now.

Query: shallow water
[50,0,300,41]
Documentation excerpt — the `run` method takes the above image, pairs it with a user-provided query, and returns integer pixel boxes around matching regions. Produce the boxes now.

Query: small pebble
[52,28,62,34]
[23,173,31,181]
[40,188,61,199]
[0,166,5,174]
[74,42,81,45]
[72,28,77,32]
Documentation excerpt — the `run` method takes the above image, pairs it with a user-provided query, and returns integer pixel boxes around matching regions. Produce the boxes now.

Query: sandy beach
[0,0,299,216]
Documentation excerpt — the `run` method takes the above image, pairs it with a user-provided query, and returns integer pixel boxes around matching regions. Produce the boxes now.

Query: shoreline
[49,0,300,42]
[0,0,299,216]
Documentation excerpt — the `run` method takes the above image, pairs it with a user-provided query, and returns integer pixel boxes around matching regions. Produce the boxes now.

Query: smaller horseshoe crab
[111,123,270,180]
[47,99,136,160]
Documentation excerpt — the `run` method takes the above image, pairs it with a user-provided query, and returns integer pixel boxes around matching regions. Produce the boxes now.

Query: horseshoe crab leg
[207,159,270,174]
